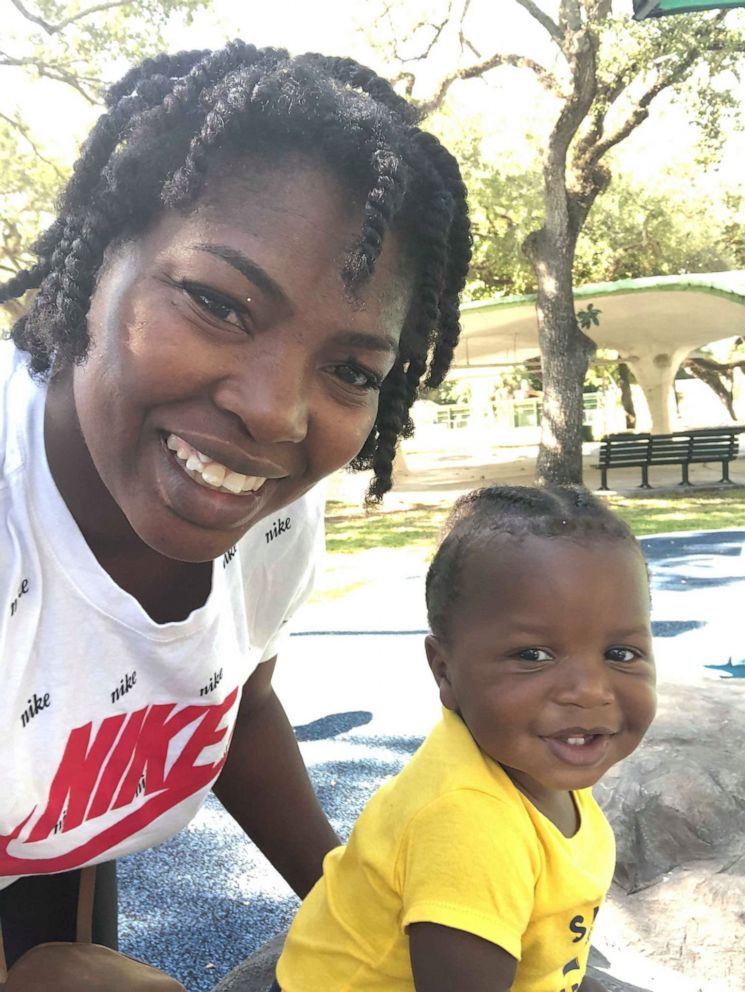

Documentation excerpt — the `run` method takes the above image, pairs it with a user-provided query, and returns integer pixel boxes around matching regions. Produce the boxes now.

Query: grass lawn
[325,488,745,555]
[307,488,744,601]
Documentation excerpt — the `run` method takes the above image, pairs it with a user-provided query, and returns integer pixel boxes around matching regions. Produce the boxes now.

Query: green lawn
[325,488,745,555]
[308,488,744,601]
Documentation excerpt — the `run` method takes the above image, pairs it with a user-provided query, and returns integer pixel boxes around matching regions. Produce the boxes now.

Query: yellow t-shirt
[277,708,615,992]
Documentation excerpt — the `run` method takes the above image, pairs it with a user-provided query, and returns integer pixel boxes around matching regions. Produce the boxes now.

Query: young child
[275,485,657,992]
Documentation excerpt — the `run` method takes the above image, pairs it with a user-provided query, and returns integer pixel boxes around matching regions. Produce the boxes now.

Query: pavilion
[453,271,745,434]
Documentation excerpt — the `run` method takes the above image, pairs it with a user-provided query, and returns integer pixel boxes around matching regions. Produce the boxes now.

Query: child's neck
[502,768,579,838]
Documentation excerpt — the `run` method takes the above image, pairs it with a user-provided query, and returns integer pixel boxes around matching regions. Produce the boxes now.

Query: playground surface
[116,481,745,991]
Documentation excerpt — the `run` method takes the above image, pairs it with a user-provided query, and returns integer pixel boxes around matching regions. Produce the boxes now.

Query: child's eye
[332,362,383,391]
[182,282,249,330]
[516,648,552,663]
[605,646,640,663]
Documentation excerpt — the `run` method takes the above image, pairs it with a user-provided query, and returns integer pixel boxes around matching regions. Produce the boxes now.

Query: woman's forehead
[152,160,411,303]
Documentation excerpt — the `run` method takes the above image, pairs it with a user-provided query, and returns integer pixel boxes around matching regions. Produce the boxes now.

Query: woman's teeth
[166,434,266,495]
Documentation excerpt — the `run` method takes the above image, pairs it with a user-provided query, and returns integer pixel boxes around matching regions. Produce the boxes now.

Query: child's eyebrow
[605,625,653,640]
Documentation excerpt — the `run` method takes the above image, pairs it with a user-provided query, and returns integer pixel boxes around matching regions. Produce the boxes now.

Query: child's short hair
[425,485,640,640]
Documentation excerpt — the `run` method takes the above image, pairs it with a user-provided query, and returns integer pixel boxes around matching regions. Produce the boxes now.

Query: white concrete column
[622,347,690,434]
[468,376,496,427]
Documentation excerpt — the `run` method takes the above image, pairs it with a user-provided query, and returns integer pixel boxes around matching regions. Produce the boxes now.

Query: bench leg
[679,463,692,486]
[720,461,734,484]
[598,468,609,491]
[639,465,651,489]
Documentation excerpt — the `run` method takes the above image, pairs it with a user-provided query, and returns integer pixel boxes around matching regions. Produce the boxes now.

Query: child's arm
[409,922,517,992]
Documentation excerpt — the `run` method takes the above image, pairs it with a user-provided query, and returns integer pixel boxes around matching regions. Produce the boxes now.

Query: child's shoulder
[374,709,530,828]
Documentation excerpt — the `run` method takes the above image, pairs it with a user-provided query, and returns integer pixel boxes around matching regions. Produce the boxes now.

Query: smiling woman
[0,41,471,981]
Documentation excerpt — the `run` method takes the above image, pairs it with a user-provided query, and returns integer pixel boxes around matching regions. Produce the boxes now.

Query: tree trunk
[527,236,595,485]
[617,362,636,430]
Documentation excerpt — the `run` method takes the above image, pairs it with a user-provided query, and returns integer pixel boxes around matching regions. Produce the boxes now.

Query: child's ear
[425,634,458,712]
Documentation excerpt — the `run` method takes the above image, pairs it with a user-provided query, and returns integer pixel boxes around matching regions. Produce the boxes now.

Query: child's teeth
[202,464,226,487]
[567,737,588,746]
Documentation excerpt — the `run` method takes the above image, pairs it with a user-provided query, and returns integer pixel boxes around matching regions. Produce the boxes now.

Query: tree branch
[417,50,559,114]
[8,0,135,36]
[511,0,563,42]
[0,111,65,176]
[458,0,481,59]
[0,51,102,102]
[584,54,700,166]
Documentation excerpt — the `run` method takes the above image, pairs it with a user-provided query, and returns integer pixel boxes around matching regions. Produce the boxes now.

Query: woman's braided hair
[425,485,642,640]
[1,41,471,503]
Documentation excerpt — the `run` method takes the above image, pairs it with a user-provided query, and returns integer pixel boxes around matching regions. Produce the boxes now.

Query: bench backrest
[648,433,691,463]
[599,428,740,466]
[598,434,651,467]
[688,432,738,461]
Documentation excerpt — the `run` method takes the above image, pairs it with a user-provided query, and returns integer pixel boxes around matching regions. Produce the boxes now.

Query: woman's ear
[424,634,458,712]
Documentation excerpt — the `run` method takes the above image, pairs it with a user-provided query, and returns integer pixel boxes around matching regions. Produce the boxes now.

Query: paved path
[117,529,745,992]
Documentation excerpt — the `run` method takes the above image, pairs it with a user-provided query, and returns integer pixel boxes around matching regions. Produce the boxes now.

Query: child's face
[426,534,656,801]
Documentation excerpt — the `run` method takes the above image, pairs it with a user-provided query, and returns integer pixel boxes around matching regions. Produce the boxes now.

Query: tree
[461,152,741,298]
[369,0,745,483]
[0,0,209,323]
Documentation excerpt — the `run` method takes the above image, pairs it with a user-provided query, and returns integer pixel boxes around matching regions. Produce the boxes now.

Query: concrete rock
[595,679,745,893]
[213,932,283,992]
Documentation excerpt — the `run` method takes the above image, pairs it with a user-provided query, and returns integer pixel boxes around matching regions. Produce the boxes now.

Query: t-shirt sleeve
[399,789,539,960]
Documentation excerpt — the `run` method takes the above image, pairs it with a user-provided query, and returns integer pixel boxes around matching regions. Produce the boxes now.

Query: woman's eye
[605,646,639,663]
[182,283,248,329]
[332,362,383,391]
[516,648,551,663]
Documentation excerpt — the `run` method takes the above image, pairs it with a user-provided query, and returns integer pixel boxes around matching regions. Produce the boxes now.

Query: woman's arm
[408,923,517,992]
[212,658,340,898]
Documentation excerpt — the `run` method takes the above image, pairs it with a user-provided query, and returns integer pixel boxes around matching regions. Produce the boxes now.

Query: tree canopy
[367,0,745,482]
[0,0,209,322]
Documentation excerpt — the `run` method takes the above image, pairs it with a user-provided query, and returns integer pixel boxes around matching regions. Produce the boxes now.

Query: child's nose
[553,656,615,709]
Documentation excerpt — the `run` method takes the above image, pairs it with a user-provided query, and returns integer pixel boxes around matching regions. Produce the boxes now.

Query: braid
[343,144,407,287]
[303,54,420,124]
[0,262,48,306]
[104,49,211,107]
[425,485,640,639]
[2,41,471,503]
[360,363,410,505]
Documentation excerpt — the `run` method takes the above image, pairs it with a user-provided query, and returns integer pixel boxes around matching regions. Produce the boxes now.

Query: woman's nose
[214,350,309,444]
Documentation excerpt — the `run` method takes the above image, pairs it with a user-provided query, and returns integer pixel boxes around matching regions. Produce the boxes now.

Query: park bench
[595,426,743,490]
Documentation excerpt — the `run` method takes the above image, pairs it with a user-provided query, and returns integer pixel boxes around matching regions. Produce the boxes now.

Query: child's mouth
[543,730,614,766]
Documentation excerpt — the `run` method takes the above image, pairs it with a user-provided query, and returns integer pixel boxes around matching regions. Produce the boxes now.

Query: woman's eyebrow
[192,243,294,312]
[335,330,399,357]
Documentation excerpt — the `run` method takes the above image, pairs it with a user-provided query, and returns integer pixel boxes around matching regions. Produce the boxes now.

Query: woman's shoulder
[0,340,38,485]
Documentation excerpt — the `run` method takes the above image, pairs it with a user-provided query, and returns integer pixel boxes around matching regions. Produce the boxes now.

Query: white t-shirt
[0,340,325,890]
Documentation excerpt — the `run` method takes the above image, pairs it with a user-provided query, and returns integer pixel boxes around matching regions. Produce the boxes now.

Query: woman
[0,42,471,964]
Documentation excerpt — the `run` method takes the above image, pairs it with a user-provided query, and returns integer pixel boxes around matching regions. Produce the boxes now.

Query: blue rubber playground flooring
[117,529,745,992]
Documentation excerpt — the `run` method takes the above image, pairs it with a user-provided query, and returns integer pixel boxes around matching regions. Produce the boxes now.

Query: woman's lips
[166,433,267,495]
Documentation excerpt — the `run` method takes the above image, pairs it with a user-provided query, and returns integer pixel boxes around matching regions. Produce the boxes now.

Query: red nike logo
[0,687,238,874]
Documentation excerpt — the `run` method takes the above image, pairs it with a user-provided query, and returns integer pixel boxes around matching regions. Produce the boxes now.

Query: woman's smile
[165,433,279,495]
